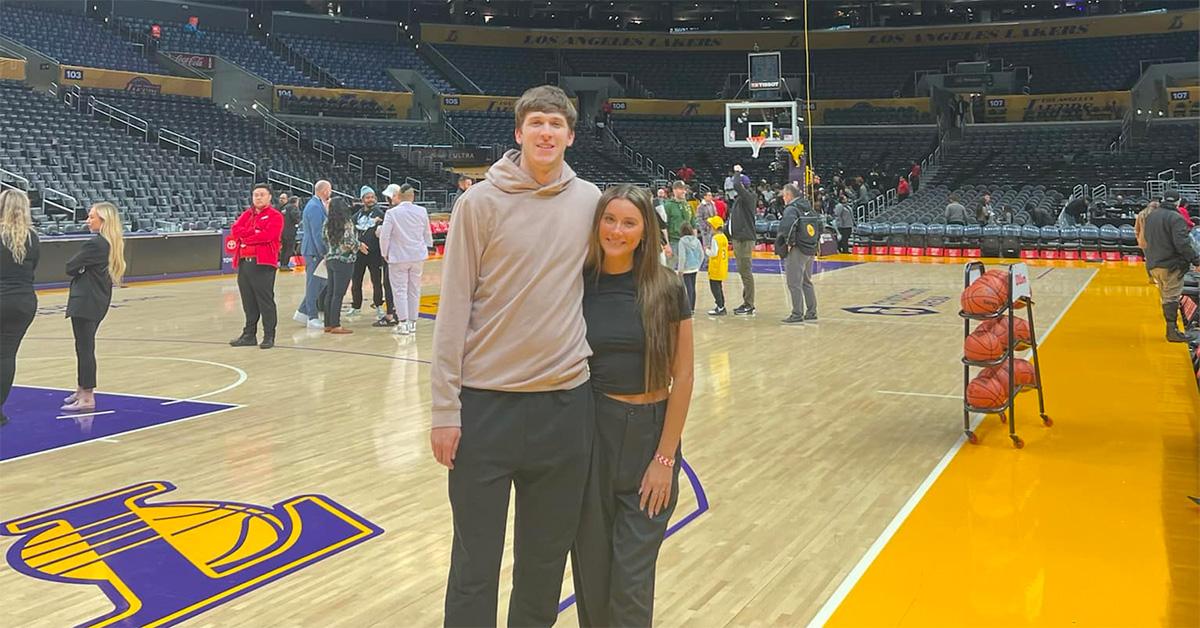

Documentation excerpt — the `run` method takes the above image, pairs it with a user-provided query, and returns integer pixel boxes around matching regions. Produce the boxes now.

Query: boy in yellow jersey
[706,215,730,316]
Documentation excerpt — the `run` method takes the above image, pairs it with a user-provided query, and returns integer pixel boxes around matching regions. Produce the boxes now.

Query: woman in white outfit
[378,183,433,335]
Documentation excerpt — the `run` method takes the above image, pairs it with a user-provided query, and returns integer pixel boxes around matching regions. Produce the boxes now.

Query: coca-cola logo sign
[165,52,215,70]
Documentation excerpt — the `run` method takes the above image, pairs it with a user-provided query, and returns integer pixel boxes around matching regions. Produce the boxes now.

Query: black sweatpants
[1,295,37,411]
[237,262,277,339]
[571,394,680,628]
[837,227,852,253]
[351,250,385,309]
[70,316,100,389]
[279,236,296,268]
[445,382,594,627]
[709,279,725,309]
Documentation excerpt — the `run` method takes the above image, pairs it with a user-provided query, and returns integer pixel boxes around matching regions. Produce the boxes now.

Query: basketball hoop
[748,135,767,159]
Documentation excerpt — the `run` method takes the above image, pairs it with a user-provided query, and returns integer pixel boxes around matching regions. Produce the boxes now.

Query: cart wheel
[966,431,979,445]
[1041,415,1053,427]
[1011,435,1024,449]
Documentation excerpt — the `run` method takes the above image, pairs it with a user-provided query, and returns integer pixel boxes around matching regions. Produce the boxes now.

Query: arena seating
[433,45,560,96]
[447,111,649,185]
[116,16,318,87]
[277,94,398,119]
[284,34,455,94]
[0,5,162,75]
[0,81,247,234]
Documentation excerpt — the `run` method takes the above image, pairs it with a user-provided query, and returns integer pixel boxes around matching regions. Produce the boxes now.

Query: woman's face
[598,198,645,263]
[85,207,103,233]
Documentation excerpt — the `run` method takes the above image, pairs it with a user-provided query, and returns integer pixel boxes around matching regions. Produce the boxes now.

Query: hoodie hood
[486,149,577,197]
[707,215,725,229]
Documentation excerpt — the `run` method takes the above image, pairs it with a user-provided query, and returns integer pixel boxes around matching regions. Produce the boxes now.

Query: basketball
[961,280,1006,316]
[964,328,1007,362]
[986,316,1033,350]
[982,359,1037,389]
[966,373,1009,410]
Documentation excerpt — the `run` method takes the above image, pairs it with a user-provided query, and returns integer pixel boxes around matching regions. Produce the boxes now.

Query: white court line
[805,266,1098,627]
[0,404,244,465]
[55,410,117,420]
[98,438,120,443]
[875,390,960,399]
[16,357,247,405]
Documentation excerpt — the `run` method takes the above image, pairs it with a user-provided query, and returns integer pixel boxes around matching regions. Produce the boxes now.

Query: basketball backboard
[724,101,799,154]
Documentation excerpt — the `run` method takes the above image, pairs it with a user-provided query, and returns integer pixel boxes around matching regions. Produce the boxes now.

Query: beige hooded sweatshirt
[430,149,601,428]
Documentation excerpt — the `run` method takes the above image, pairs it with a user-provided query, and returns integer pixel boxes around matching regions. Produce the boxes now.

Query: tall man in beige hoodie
[430,85,601,626]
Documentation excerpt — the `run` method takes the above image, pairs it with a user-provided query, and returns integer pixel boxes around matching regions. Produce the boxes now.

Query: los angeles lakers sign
[2,482,383,627]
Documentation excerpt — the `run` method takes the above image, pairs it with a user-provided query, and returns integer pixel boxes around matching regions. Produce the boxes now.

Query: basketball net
[748,135,767,159]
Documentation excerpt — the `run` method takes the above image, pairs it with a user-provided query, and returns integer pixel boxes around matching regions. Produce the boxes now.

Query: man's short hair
[252,183,271,195]
[782,183,802,198]
[458,175,473,184]
[671,180,687,190]
[949,193,960,202]
[514,85,577,130]
[399,184,415,196]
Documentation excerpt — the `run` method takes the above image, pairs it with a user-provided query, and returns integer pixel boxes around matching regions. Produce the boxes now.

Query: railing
[445,119,465,146]
[349,153,363,176]
[213,149,256,178]
[1191,162,1199,184]
[1158,168,1176,182]
[267,169,315,196]
[266,34,340,88]
[314,139,335,164]
[422,189,448,209]
[1091,183,1108,200]
[253,101,301,148]
[405,177,422,194]
[43,187,79,218]
[47,81,58,97]
[63,84,81,109]
[158,128,201,162]
[89,97,149,140]
[376,165,392,186]
[0,166,30,192]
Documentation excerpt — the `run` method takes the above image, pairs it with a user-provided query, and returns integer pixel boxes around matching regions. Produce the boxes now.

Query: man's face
[252,187,271,209]
[657,189,667,199]
[362,192,376,208]
[317,185,331,202]
[672,186,686,200]
[279,194,289,206]
[515,110,574,171]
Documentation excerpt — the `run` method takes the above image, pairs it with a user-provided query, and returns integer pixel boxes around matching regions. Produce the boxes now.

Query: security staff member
[230,183,284,349]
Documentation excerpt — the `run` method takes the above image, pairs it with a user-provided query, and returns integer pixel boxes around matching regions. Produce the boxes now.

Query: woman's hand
[638,459,674,518]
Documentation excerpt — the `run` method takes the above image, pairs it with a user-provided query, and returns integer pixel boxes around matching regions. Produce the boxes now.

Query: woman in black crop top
[572,184,694,627]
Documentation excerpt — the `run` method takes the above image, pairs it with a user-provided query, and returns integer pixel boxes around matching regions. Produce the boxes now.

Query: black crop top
[584,270,692,395]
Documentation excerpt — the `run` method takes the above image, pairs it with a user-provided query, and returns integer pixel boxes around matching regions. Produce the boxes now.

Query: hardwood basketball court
[2,257,1196,627]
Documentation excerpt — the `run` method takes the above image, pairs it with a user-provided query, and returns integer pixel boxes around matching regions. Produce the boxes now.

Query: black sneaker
[259,337,275,349]
[707,306,727,316]
[229,335,257,347]
[734,306,756,316]
[372,317,398,327]
[781,314,805,324]
[803,313,818,321]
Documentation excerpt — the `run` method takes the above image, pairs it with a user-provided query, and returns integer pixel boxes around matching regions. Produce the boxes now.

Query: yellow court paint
[825,264,1199,627]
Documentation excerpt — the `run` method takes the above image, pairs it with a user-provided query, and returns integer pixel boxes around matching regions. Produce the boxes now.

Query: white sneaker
[307,318,325,329]
[345,308,360,316]
[408,321,417,334]
[375,306,386,318]
[394,320,410,335]
[292,311,308,324]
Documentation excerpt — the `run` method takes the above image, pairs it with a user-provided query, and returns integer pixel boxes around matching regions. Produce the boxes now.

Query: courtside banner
[273,85,412,117]
[983,91,1131,123]
[608,97,930,125]
[0,57,25,81]
[1167,86,1199,118]
[422,10,1197,51]
[440,94,578,114]
[59,65,211,98]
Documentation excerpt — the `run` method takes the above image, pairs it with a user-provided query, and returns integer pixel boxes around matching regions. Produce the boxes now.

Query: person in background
[997,205,1016,225]
[705,215,729,316]
[0,189,38,426]
[1141,198,1200,342]
[896,176,911,200]
[695,191,717,248]
[713,192,728,221]
[296,180,331,328]
[61,202,126,413]
[944,193,967,225]
[663,181,692,268]
[729,165,757,315]
[909,161,921,192]
[834,194,855,253]
[229,183,283,349]
[677,163,695,184]
[1029,201,1054,227]
[1176,197,1195,229]
[321,197,358,335]
[675,223,704,313]
[379,184,433,336]
[571,184,694,628]
[278,193,301,271]
[1060,194,1089,226]
[457,175,473,196]
[776,184,820,325]
[349,186,388,318]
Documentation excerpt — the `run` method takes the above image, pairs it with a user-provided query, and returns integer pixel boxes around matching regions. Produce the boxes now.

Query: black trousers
[279,236,296,267]
[445,382,594,628]
[709,279,725,309]
[572,394,679,628]
[681,272,696,313]
[351,250,385,309]
[70,316,100,389]
[324,259,354,328]
[237,262,277,339]
[1,295,37,411]
[838,227,852,253]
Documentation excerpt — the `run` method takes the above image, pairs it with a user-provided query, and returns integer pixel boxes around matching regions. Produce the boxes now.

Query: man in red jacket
[229,183,284,349]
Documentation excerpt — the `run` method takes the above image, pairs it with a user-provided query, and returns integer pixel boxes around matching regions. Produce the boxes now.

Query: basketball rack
[959,261,1052,448]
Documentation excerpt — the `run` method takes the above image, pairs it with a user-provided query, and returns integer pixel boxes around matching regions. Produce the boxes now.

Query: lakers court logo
[2,481,383,627]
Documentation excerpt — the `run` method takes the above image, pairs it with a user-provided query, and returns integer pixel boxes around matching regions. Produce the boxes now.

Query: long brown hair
[585,184,686,393]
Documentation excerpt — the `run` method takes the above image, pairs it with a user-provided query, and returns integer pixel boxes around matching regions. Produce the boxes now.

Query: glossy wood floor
[0,259,1158,626]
